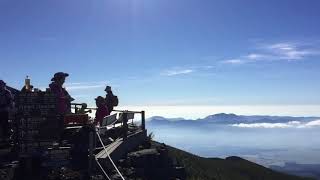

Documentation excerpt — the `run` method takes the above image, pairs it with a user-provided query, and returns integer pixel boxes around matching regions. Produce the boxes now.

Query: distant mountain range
[147,113,320,179]
[147,113,319,125]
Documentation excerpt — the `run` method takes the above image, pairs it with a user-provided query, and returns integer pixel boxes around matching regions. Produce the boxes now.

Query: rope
[96,128,126,180]
[95,157,112,180]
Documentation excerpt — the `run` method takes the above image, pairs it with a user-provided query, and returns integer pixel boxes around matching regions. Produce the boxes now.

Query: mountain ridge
[148,113,319,125]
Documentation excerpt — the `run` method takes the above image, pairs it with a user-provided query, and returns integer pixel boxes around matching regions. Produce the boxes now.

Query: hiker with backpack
[104,85,118,113]
[0,80,13,142]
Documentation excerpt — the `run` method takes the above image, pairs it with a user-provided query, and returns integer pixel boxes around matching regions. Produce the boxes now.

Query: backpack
[112,96,119,107]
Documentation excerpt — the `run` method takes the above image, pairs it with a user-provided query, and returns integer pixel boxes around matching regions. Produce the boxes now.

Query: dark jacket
[105,91,116,112]
[0,88,13,112]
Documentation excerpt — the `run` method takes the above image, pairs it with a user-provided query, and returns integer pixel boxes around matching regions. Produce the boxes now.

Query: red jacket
[49,82,70,114]
[95,104,109,125]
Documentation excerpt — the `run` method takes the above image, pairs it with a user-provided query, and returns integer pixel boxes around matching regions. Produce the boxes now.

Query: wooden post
[88,131,94,176]
[141,111,145,130]
[123,112,128,140]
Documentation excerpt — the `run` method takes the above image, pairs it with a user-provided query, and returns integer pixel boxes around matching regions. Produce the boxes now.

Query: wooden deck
[95,129,147,168]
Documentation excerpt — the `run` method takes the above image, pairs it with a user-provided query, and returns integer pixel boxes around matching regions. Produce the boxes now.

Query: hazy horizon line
[111,105,320,119]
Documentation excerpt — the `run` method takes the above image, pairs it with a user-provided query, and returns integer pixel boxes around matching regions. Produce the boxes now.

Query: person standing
[49,72,74,114]
[0,80,13,141]
[104,86,118,113]
[94,96,109,126]
[49,72,75,140]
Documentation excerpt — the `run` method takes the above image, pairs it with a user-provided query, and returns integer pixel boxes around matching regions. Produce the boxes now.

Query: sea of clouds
[231,119,320,128]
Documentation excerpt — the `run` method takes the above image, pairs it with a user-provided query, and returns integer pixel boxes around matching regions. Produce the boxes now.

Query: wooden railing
[70,103,146,138]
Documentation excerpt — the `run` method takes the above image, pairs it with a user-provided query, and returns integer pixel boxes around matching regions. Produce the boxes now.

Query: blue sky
[1,0,320,116]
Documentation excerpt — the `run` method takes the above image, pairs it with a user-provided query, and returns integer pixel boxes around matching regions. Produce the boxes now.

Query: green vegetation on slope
[162,143,314,180]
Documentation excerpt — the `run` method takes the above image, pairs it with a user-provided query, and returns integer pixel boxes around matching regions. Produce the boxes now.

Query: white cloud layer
[232,122,292,128]
[114,105,320,119]
[305,120,320,127]
[232,119,320,129]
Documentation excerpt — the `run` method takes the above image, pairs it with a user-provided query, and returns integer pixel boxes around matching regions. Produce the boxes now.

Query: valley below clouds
[146,113,320,179]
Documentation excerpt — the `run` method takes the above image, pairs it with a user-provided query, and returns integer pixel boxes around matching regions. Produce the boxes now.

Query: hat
[81,103,87,106]
[95,96,105,101]
[104,86,111,91]
[51,72,69,81]
[0,80,6,85]
[95,96,106,103]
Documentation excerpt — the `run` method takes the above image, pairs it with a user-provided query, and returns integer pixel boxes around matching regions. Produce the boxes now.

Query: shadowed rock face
[105,143,186,180]
[164,142,315,180]
[0,139,315,180]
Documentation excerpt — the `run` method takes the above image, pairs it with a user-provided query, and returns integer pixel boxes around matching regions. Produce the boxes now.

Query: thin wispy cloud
[192,65,215,70]
[38,81,110,92]
[203,65,214,69]
[221,41,320,64]
[161,69,194,76]
[64,81,109,91]
[222,59,245,64]
[264,42,318,60]
[245,53,269,60]
[66,84,105,90]
[65,81,108,86]
[161,65,215,77]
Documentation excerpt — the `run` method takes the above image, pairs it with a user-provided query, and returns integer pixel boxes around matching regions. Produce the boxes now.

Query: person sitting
[94,96,109,126]
[77,103,92,114]
[49,72,74,115]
